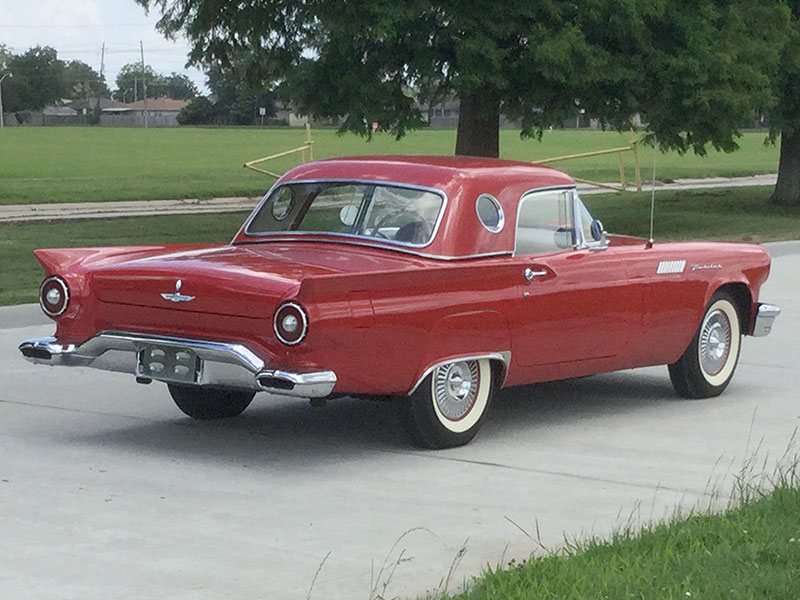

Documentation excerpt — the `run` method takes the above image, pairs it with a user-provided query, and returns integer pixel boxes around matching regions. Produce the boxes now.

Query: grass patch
[0,127,780,205]
[585,186,800,243]
[438,483,800,600]
[1,186,797,306]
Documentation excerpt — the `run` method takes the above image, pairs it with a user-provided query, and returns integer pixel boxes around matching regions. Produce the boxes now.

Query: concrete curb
[0,196,260,223]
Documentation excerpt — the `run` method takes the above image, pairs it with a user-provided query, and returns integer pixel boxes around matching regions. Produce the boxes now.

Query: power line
[6,46,192,56]
[0,24,148,29]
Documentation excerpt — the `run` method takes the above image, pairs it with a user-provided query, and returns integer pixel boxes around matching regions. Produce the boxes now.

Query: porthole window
[271,186,294,220]
[476,194,504,233]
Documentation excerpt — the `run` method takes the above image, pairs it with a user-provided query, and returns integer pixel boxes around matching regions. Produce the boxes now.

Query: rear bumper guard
[19,332,336,398]
[256,370,337,398]
[752,303,780,337]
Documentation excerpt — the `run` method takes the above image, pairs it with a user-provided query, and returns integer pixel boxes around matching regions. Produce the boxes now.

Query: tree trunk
[770,127,800,206]
[454,91,500,158]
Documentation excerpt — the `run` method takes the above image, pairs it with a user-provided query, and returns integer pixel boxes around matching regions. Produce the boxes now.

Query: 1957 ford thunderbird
[19,156,780,448]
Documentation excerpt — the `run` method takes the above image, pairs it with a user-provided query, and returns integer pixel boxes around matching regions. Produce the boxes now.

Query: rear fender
[34,245,215,276]
[32,245,215,335]
[410,310,512,394]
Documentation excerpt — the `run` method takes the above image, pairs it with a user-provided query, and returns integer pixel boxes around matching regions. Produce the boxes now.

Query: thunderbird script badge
[161,279,195,303]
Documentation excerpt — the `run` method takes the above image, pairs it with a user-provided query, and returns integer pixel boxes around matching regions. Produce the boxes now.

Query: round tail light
[39,276,70,317]
[274,302,308,345]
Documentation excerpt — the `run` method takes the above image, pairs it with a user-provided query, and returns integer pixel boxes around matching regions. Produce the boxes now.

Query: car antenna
[646,144,656,249]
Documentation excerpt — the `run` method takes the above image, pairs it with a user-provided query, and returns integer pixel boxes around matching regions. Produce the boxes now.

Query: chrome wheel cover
[699,309,731,376]
[433,360,479,421]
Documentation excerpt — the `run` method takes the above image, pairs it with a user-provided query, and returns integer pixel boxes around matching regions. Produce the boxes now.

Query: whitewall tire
[668,292,742,399]
[403,358,495,449]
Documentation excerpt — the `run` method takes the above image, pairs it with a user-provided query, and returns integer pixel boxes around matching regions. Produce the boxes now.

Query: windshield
[245,182,445,246]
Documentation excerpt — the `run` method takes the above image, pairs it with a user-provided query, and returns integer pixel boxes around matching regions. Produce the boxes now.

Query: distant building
[69,98,126,114]
[101,97,191,127]
[274,103,309,127]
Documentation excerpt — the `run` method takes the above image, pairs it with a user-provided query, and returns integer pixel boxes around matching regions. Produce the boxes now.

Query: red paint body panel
[31,156,773,395]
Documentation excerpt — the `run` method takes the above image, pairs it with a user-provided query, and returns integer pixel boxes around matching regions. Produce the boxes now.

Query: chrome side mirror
[590,219,604,241]
[589,219,610,251]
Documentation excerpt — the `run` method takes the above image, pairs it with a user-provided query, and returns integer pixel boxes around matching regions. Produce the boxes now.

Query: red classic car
[20,156,780,448]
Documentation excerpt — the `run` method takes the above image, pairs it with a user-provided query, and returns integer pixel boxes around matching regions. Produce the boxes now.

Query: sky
[0,0,207,95]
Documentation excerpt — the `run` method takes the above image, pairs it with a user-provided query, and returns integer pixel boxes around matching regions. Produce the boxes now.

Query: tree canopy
[139,0,789,158]
[63,60,109,100]
[114,63,198,101]
[1,46,69,112]
[766,1,800,205]
[205,54,276,125]
[0,47,109,112]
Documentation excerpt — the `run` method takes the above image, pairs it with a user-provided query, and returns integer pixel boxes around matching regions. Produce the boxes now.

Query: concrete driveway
[1,242,797,600]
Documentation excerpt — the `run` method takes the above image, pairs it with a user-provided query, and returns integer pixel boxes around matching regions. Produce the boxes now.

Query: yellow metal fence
[244,123,314,178]
[535,130,642,192]
[244,124,642,193]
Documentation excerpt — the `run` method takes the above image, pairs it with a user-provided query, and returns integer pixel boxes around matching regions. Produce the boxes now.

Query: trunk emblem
[161,279,196,303]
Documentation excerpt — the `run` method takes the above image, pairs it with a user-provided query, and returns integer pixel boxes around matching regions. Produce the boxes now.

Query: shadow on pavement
[62,368,679,468]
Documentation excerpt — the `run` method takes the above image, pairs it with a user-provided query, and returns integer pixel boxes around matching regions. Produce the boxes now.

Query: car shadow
[63,367,681,468]
[489,369,677,428]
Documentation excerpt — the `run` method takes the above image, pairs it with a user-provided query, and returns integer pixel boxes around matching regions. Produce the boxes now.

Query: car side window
[515,190,575,255]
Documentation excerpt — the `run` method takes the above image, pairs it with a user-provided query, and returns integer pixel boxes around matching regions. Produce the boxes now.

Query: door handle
[524,268,548,281]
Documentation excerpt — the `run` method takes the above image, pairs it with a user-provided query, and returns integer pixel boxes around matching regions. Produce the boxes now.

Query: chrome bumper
[752,303,780,337]
[18,332,336,398]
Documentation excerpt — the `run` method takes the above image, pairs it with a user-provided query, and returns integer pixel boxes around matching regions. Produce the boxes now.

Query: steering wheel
[370,212,401,239]
[394,220,431,243]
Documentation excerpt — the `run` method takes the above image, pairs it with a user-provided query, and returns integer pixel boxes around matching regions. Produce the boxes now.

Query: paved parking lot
[1,242,797,600]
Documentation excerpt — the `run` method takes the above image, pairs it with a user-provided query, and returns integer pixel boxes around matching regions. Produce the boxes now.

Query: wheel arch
[408,308,512,395]
[709,281,753,334]
[408,352,510,396]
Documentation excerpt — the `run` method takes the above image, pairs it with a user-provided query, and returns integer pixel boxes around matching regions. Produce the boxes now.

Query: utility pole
[0,72,12,129]
[93,43,105,125]
[140,41,148,128]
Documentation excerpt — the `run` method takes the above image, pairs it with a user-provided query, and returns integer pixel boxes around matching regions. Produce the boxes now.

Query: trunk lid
[91,242,430,318]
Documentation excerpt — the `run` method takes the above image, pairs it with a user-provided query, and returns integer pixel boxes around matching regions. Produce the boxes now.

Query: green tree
[206,56,275,125]
[768,2,800,205]
[63,60,109,100]
[164,72,198,100]
[139,1,787,158]
[115,62,168,101]
[176,95,216,124]
[3,46,67,112]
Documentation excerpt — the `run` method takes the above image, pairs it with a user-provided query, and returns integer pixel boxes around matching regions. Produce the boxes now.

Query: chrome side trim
[241,178,449,250]
[256,369,337,398]
[407,351,511,396]
[19,332,266,390]
[234,236,513,262]
[752,303,780,337]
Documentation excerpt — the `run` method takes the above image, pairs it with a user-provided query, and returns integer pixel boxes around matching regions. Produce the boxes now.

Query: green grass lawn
[437,482,800,599]
[0,126,781,205]
[1,186,797,306]
[584,186,800,243]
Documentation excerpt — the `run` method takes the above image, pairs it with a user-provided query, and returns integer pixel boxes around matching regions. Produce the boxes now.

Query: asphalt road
[1,242,798,600]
